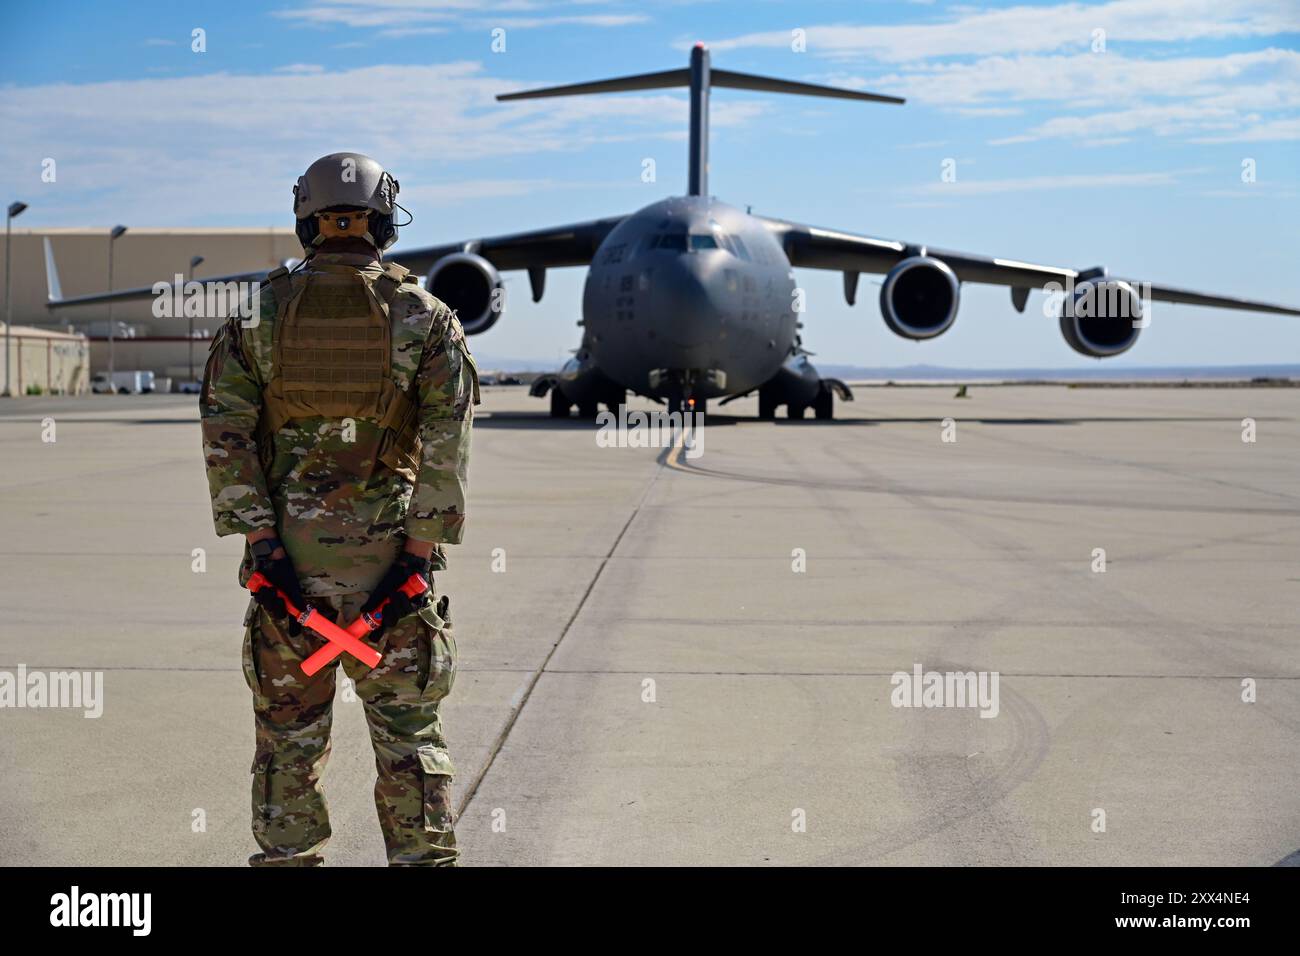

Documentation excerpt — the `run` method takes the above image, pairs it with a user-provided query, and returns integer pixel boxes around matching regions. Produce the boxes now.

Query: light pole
[107,224,127,387]
[4,201,28,397]
[187,255,204,383]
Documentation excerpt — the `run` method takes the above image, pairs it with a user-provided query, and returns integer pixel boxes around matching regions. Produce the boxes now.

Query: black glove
[360,551,433,635]
[251,540,307,636]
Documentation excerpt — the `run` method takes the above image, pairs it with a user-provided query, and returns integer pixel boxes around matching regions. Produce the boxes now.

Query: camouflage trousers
[240,589,458,866]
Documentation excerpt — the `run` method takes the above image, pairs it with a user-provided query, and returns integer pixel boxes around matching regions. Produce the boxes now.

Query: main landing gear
[757,377,851,421]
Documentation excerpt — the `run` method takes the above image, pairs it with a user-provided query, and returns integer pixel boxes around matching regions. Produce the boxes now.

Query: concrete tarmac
[0,385,1296,866]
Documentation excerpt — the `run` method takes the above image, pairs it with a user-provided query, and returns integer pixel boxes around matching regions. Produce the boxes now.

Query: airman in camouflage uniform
[200,153,478,866]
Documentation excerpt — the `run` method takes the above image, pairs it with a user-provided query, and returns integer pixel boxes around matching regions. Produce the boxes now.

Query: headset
[293,166,413,254]
[295,202,413,254]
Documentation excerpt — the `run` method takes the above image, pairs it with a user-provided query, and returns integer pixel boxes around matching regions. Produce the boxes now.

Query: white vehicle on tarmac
[90,370,155,395]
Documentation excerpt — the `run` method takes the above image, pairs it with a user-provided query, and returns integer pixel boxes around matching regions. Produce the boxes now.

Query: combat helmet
[292,152,401,252]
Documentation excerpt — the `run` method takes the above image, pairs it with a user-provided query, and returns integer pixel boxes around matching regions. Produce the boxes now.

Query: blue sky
[2,0,1298,367]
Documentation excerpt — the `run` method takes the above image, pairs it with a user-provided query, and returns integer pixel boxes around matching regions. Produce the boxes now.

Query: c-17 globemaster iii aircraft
[48,44,1299,419]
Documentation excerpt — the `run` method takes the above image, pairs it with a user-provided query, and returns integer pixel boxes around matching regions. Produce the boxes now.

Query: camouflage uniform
[201,251,478,866]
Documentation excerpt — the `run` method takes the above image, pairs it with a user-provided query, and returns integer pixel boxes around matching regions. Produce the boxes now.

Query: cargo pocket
[241,600,263,696]
[417,744,455,833]
[416,597,456,703]
[251,747,273,816]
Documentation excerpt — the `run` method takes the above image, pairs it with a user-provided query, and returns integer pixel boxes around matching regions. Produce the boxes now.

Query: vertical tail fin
[495,43,903,198]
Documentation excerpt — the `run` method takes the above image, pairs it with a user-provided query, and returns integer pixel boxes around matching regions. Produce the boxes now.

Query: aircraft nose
[648,253,724,352]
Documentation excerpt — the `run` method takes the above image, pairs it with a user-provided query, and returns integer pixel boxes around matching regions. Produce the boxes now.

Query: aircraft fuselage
[581,196,798,400]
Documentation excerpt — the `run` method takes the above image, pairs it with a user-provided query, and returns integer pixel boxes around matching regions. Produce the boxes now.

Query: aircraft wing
[42,237,273,311]
[43,215,628,311]
[760,217,1300,317]
[45,272,270,311]
[389,214,627,275]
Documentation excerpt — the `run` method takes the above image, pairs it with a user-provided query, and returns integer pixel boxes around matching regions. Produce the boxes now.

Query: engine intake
[1059,279,1143,357]
[880,256,960,340]
[426,252,504,335]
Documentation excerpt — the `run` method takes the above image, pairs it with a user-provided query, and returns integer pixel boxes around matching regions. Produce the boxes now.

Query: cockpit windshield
[647,227,733,251]
[651,233,687,252]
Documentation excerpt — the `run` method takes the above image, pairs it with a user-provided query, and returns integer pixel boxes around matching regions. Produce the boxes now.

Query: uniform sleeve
[199,308,276,536]
[405,303,479,543]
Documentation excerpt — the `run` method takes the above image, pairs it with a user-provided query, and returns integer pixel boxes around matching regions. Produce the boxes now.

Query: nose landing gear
[651,368,723,422]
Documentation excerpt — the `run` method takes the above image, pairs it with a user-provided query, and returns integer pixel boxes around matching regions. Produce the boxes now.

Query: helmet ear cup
[369,212,397,251]
[295,214,320,251]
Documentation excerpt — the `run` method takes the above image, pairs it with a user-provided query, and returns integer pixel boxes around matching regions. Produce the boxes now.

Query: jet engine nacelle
[426,252,504,335]
[880,256,961,340]
[1059,279,1143,358]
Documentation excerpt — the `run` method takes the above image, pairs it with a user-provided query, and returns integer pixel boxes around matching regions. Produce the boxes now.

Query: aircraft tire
[814,387,833,420]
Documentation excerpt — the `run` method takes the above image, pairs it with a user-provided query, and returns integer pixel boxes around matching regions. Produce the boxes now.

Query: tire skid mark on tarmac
[970,414,1300,507]
[830,436,1300,825]
[665,431,1293,860]
[902,434,1300,734]
[662,444,1299,517]
[455,446,670,820]
[662,439,1052,863]
[820,670,1048,865]
[810,438,1052,863]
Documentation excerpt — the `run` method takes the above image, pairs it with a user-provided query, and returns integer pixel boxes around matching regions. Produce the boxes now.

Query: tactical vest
[256,260,425,482]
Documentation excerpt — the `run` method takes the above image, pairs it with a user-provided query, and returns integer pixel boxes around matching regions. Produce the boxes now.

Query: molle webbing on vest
[277,268,389,420]
[257,261,422,480]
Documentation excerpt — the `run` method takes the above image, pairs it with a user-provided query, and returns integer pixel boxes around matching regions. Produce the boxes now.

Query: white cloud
[402,176,624,204]
[703,0,1300,63]
[477,14,648,28]
[873,49,1297,105]
[0,61,754,225]
[1191,115,1300,142]
[819,49,1300,144]
[911,169,1188,196]
[375,26,449,37]
[275,0,646,32]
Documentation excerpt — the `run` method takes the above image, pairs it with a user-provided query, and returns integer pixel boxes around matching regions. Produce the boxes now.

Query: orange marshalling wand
[299,574,429,676]
[246,571,382,673]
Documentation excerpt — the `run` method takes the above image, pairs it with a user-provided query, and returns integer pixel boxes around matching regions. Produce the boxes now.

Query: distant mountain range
[815,363,1300,382]
[471,357,1298,382]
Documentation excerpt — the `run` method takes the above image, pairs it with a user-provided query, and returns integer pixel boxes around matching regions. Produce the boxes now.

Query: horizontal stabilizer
[497,67,902,106]
[497,68,689,101]
[711,69,903,104]
[495,45,903,196]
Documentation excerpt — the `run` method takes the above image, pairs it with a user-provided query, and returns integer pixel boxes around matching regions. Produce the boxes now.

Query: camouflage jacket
[200,251,479,597]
